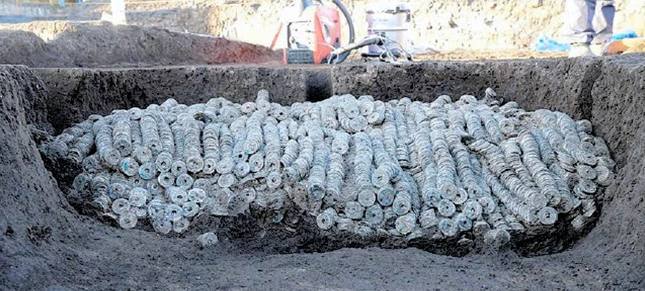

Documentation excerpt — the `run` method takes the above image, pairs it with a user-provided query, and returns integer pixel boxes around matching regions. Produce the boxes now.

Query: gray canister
[365,2,411,56]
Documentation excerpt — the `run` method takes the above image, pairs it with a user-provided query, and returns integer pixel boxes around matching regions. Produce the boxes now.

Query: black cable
[330,0,355,64]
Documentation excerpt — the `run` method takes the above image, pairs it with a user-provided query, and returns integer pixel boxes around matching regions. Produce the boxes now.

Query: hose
[330,0,355,63]
[327,35,383,63]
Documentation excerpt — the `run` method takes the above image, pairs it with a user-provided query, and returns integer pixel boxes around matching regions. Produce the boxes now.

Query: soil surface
[0,22,282,68]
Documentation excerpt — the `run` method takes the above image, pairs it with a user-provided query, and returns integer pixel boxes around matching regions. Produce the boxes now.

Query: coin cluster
[44,89,614,244]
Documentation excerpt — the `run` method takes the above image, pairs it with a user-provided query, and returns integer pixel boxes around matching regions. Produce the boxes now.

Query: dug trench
[1,55,644,290]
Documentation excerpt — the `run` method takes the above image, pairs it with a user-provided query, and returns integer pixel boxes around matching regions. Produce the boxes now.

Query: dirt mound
[0,22,282,68]
[0,66,73,289]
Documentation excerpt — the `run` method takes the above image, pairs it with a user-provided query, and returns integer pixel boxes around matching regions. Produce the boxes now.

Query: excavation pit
[2,55,645,290]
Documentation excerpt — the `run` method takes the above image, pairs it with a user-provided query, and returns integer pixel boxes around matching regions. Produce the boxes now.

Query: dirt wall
[331,58,601,120]
[0,66,74,290]
[34,65,330,133]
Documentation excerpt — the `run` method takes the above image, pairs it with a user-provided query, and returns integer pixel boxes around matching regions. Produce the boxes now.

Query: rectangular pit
[2,56,645,290]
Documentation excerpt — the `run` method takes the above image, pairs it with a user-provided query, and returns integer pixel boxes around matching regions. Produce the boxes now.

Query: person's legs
[591,0,615,44]
[562,0,596,44]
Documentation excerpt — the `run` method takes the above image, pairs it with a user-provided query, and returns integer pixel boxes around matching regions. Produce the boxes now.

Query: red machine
[284,6,341,64]
[270,0,411,64]
[270,0,355,64]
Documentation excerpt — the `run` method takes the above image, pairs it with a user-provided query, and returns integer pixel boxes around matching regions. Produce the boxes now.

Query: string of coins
[44,89,614,244]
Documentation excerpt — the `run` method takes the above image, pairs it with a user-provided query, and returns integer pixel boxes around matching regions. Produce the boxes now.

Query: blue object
[610,29,638,42]
[533,34,571,52]
[302,0,314,8]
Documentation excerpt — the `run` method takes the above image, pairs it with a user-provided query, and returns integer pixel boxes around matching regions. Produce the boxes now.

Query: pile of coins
[44,89,614,244]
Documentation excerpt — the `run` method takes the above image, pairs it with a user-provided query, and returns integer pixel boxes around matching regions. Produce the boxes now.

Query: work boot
[568,43,595,57]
